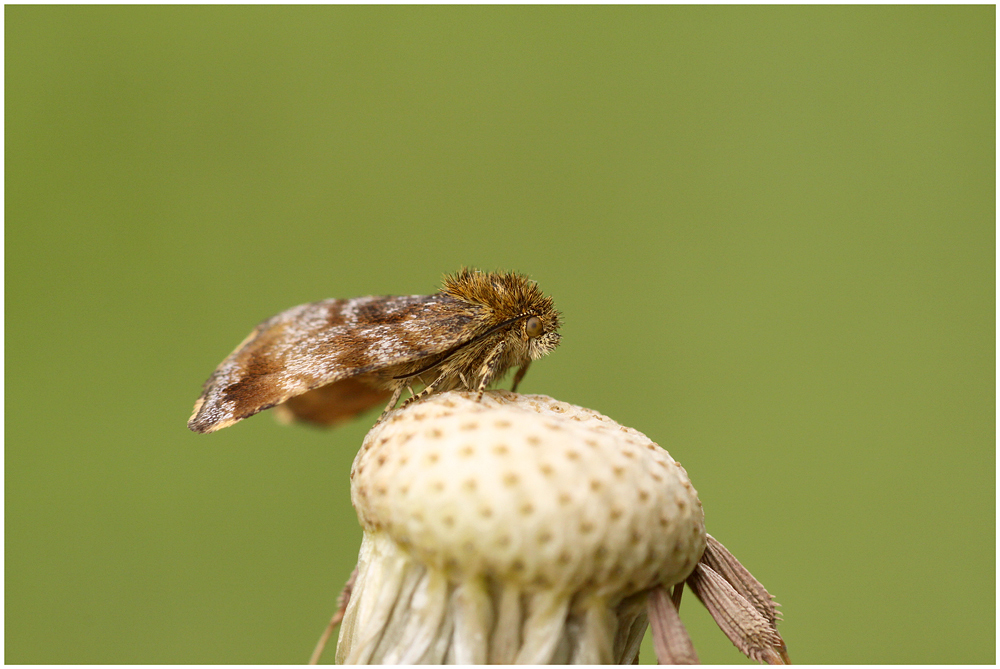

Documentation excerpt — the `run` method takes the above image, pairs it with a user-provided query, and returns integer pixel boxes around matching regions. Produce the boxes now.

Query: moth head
[441,267,562,361]
[521,311,561,360]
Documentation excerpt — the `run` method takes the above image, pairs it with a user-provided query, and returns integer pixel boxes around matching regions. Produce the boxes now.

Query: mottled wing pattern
[188,294,474,433]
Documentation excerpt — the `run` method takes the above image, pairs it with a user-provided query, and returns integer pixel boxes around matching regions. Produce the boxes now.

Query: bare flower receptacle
[336,391,707,664]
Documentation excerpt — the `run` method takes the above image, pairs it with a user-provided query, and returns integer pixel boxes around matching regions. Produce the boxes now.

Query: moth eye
[525,316,544,338]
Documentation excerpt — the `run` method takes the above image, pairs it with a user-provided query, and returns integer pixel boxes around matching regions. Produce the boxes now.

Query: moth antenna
[511,360,532,392]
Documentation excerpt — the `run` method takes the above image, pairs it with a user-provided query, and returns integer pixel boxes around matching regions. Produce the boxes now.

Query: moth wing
[188,294,473,433]
[272,377,392,428]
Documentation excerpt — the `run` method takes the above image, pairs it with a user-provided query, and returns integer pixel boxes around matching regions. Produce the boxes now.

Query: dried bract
[684,538,790,665]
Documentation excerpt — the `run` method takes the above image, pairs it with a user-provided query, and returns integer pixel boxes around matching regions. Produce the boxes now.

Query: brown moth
[188,268,562,433]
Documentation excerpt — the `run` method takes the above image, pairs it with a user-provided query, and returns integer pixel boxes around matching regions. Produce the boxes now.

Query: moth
[188,268,562,433]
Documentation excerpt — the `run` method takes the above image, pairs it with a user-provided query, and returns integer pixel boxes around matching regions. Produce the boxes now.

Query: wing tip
[187,396,233,434]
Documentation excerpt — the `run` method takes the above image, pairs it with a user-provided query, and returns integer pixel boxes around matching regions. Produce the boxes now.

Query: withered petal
[647,585,699,665]
[687,563,789,665]
[702,534,782,625]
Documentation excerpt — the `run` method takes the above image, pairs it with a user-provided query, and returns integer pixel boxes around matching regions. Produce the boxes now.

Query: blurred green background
[6,6,994,664]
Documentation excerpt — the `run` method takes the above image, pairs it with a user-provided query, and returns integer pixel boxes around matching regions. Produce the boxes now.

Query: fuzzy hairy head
[439,268,562,363]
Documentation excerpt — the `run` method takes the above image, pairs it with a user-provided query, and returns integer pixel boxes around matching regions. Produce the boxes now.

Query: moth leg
[475,340,508,401]
[511,360,532,392]
[376,384,405,424]
[400,372,450,409]
[415,374,428,388]
[458,371,470,389]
